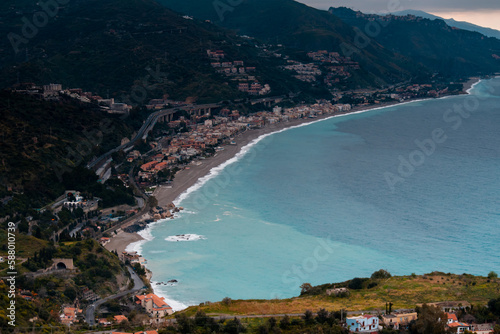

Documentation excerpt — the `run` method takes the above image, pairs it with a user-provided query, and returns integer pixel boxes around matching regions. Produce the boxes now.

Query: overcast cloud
[298,0,500,13]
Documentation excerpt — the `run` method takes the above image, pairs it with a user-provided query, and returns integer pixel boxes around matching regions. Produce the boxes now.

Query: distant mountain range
[390,10,500,40]
[329,7,500,76]
[158,0,500,78]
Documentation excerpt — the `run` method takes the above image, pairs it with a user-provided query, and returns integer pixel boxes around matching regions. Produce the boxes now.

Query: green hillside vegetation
[178,272,500,316]
[0,91,135,211]
[0,0,318,102]
[329,7,500,76]
[0,239,129,330]
[157,0,423,88]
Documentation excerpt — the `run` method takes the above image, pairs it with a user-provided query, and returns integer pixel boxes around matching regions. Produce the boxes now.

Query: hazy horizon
[296,0,500,31]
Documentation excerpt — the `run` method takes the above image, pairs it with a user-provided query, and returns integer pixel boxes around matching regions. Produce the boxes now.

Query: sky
[297,0,500,30]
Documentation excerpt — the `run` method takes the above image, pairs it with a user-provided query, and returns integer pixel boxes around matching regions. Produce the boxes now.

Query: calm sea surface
[129,78,500,310]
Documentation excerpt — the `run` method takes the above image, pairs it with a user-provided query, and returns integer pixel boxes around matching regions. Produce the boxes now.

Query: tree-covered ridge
[0,91,133,204]
[329,7,500,76]
[0,0,318,102]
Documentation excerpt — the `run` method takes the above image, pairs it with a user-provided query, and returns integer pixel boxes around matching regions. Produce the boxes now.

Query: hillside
[156,0,425,87]
[329,7,500,77]
[0,0,321,102]
[179,272,500,316]
[0,239,130,329]
[0,90,133,205]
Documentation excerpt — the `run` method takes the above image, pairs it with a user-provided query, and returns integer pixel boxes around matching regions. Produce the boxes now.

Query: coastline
[107,77,482,264]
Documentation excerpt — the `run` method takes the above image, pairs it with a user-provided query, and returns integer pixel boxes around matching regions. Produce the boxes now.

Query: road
[86,96,285,171]
[85,266,144,326]
[97,166,150,238]
[87,107,179,170]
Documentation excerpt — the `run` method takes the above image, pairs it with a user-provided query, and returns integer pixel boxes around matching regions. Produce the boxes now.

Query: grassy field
[178,273,500,317]
[0,231,49,275]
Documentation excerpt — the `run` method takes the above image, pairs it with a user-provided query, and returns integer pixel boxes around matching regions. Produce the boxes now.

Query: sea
[128,77,500,310]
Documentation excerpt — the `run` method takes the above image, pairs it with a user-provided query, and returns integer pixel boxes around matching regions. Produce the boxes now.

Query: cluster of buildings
[238,82,271,95]
[120,251,148,267]
[284,61,322,82]
[347,301,495,334]
[62,190,99,211]
[135,293,174,318]
[60,306,83,325]
[211,59,256,76]
[135,102,352,185]
[206,49,271,95]
[389,83,449,100]
[12,82,132,113]
[306,50,361,86]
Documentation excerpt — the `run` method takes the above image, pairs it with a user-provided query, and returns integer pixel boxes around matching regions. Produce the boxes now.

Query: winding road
[85,266,144,326]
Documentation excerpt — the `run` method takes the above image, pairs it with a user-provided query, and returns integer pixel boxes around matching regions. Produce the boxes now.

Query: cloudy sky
[298,0,500,30]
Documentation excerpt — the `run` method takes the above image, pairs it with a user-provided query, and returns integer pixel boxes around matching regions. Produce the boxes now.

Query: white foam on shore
[125,219,167,254]
[136,85,484,310]
[467,79,482,94]
[150,284,190,311]
[165,234,206,242]
[172,98,438,208]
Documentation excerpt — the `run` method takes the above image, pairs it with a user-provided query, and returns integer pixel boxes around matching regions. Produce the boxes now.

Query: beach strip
[108,78,482,255]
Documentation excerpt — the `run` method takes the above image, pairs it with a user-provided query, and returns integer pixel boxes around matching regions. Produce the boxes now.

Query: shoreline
[106,77,482,259]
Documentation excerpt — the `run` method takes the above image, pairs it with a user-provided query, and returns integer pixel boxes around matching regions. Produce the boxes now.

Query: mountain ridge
[390,9,500,40]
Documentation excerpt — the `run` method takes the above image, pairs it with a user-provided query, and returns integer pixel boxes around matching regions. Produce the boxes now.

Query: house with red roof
[98,318,111,326]
[114,315,128,323]
[446,313,458,324]
[448,322,473,333]
[135,293,173,317]
[60,306,83,325]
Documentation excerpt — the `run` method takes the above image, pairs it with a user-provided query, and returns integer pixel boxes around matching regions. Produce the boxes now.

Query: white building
[346,315,379,332]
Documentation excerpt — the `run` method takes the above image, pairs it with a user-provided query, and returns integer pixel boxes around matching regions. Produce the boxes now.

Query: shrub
[488,271,498,279]
[348,277,369,290]
[371,269,392,279]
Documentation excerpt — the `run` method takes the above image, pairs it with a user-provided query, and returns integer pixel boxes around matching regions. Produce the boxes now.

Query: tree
[279,315,291,330]
[194,310,210,327]
[303,309,315,325]
[300,283,313,295]
[175,313,194,334]
[410,304,447,334]
[488,271,498,279]
[371,269,392,279]
[316,308,329,324]
[224,317,246,334]
[348,277,368,290]
[488,297,500,317]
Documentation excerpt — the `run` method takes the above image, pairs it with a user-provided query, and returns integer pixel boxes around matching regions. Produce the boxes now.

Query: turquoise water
[130,78,500,310]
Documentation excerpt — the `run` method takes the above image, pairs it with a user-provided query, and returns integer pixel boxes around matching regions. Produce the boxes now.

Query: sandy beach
[106,77,481,255]
[104,229,145,254]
